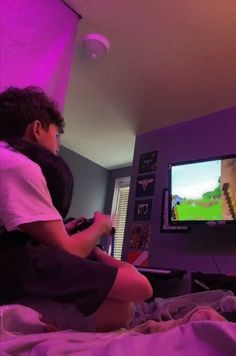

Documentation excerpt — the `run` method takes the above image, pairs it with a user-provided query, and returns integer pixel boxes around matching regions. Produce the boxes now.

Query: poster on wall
[138,151,158,174]
[129,223,151,249]
[127,250,149,267]
[160,189,190,233]
[134,199,153,221]
[135,174,155,197]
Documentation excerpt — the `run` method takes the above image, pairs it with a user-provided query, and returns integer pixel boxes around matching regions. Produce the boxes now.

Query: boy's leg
[94,299,133,331]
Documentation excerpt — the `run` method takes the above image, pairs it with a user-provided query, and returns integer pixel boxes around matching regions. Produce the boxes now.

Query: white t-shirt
[0,141,62,231]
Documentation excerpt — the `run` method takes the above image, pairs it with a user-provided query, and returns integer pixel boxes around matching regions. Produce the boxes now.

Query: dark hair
[5,138,73,219]
[0,86,64,139]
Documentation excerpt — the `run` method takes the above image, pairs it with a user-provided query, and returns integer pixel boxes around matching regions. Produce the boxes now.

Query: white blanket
[1,304,236,355]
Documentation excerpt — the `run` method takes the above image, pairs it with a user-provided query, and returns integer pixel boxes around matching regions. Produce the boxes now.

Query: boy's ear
[31,120,42,142]
[23,120,43,143]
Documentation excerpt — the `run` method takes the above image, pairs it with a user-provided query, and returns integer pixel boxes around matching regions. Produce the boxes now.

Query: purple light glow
[0,0,79,111]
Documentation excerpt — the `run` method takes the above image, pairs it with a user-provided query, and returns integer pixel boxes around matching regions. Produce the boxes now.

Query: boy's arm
[20,211,112,258]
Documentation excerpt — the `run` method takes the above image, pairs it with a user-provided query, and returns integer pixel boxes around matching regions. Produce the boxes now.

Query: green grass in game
[176,197,222,221]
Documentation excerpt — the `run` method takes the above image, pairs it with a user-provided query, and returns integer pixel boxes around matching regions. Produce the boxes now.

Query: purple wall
[123,107,236,284]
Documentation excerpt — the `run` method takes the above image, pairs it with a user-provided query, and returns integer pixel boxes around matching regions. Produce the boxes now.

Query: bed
[1,290,236,355]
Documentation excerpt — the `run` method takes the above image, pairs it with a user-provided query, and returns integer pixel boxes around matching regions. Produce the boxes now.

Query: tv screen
[169,154,236,224]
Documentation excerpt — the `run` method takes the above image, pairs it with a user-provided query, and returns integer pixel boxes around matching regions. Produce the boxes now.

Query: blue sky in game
[171,160,221,199]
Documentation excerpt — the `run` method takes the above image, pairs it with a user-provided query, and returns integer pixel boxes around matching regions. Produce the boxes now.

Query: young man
[0,87,153,331]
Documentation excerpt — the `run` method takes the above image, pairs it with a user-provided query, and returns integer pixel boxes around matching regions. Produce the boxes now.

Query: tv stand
[137,267,186,299]
[191,272,236,294]
[137,267,186,278]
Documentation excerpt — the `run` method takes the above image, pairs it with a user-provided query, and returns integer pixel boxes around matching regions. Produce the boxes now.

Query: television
[169,154,236,225]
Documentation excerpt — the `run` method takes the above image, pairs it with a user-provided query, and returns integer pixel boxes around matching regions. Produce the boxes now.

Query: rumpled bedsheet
[128,289,236,328]
[1,302,236,355]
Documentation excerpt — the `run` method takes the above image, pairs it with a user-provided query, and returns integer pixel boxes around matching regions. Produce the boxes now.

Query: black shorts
[0,231,118,316]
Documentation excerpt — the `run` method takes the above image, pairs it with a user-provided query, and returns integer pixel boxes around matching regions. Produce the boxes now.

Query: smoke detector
[80,33,110,60]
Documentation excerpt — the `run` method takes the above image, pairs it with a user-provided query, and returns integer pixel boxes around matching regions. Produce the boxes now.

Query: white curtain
[0,0,80,111]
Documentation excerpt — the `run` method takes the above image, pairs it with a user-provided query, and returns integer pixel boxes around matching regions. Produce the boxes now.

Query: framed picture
[129,223,151,249]
[135,174,155,197]
[127,250,149,267]
[138,151,158,174]
[160,189,190,233]
[134,199,153,221]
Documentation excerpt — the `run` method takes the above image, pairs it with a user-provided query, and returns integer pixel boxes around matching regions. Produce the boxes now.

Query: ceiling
[62,0,236,169]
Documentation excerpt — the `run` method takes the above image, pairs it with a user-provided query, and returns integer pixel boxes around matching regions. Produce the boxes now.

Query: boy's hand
[93,211,112,236]
[64,217,86,234]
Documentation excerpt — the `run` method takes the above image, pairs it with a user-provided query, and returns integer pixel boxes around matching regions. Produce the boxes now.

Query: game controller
[66,217,115,235]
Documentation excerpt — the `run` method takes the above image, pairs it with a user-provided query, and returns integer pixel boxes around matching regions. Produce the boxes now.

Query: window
[111,177,130,259]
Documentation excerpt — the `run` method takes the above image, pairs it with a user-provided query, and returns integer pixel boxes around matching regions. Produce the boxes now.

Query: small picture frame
[127,250,149,267]
[129,223,151,249]
[138,151,158,174]
[135,174,155,197]
[134,199,153,221]
[160,189,190,233]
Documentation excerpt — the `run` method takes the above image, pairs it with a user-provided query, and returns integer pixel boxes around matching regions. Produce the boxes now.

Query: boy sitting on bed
[0,86,153,332]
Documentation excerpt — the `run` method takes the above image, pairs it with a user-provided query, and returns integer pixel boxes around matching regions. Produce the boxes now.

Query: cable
[201,231,223,274]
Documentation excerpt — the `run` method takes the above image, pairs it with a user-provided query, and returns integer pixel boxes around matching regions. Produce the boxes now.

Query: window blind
[111,178,130,260]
